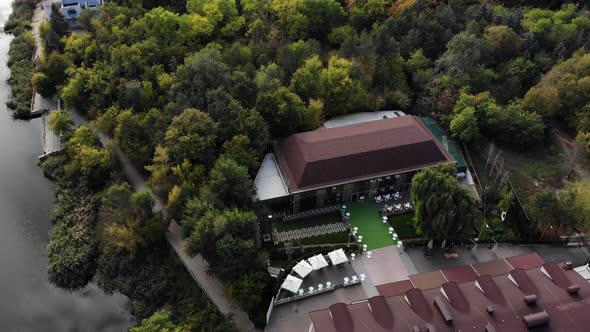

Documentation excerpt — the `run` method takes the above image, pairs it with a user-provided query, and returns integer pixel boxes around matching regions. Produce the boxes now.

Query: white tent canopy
[308,254,329,270]
[293,260,313,278]
[328,248,348,265]
[281,274,303,293]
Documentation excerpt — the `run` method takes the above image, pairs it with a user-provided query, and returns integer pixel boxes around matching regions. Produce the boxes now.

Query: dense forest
[6,0,590,329]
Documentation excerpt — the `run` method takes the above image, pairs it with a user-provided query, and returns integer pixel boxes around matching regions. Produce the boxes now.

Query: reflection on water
[0,0,131,330]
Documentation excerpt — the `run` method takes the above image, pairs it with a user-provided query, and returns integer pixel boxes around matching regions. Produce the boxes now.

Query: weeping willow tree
[411,164,478,241]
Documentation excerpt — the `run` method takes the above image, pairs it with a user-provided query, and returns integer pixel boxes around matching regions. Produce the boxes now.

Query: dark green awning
[419,116,467,172]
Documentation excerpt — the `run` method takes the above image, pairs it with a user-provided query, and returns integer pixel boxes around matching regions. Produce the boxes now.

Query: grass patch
[388,213,419,239]
[299,232,350,245]
[516,160,564,181]
[274,211,342,232]
[348,202,398,250]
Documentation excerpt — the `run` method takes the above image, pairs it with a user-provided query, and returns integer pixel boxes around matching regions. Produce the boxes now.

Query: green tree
[527,190,561,236]
[172,46,230,110]
[450,106,479,142]
[411,164,478,241]
[436,31,489,75]
[225,272,265,312]
[130,310,185,332]
[564,181,590,231]
[290,55,323,102]
[484,102,544,149]
[256,87,305,137]
[164,109,219,165]
[48,109,73,136]
[303,98,324,131]
[200,156,253,209]
[484,25,522,63]
[186,0,244,37]
[65,127,111,178]
[146,146,174,199]
[220,135,259,173]
[114,110,152,166]
[522,86,560,118]
[42,52,70,94]
[320,55,369,117]
[278,39,320,74]
[255,62,283,94]
[180,197,214,238]
[101,182,133,211]
[132,190,156,217]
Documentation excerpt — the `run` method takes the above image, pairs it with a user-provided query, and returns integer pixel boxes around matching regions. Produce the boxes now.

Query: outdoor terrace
[275,251,362,305]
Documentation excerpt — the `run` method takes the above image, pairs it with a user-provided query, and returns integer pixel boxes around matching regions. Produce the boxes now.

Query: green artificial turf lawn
[347,202,398,250]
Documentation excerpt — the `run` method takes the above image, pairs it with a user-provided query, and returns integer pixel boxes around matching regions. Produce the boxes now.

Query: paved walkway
[360,245,412,286]
[69,109,257,331]
[167,222,256,331]
[31,3,60,155]
[350,258,378,297]
[406,243,590,273]
[272,222,348,244]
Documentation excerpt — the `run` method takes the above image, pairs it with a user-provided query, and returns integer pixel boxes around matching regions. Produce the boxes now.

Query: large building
[59,0,103,20]
[309,258,590,332]
[254,114,462,213]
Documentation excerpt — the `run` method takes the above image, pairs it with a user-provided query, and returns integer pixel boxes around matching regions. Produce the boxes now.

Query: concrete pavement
[405,243,590,273]
[31,3,60,155]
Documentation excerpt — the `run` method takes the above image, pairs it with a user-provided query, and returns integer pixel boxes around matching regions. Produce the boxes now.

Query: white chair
[360,273,366,281]
[309,286,314,293]
[298,289,304,295]
[352,276,358,282]
[326,281,332,288]
[318,284,323,291]
[344,277,350,285]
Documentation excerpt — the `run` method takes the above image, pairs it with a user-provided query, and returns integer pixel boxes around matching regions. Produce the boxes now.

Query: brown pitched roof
[310,256,590,332]
[276,115,455,192]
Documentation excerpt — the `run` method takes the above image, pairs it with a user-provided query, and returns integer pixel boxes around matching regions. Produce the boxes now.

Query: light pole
[539,224,554,240]
[348,226,358,247]
[478,222,490,241]
[482,185,489,229]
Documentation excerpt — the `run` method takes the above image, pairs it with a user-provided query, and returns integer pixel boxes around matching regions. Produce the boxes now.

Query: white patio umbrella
[293,260,313,278]
[281,274,303,293]
[328,248,348,265]
[308,254,329,270]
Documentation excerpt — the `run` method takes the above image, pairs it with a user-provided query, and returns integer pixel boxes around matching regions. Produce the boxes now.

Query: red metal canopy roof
[310,255,590,332]
[276,115,455,193]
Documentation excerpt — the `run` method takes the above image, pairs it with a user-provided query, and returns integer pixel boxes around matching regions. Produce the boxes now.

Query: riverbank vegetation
[29,0,590,328]
[5,0,36,118]
[4,0,36,34]
[40,117,235,329]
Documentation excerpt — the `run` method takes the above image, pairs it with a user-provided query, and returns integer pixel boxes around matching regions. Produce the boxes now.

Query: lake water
[0,0,131,330]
